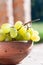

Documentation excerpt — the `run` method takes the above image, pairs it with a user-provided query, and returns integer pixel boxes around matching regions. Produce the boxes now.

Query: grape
[18,26,27,36]
[18,26,30,40]
[15,32,24,40]
[31,34,40,42]
[0,29,3,33]
[33,30,39,35]
[27,28,40,42]
[14,21,23,30]
[27,28,34,35]
[23,32,30,40]
[1,23,11,33]
[0,34,5,41]
[5,34,12,41]
[0,29,5,41]
[10,27,17,38]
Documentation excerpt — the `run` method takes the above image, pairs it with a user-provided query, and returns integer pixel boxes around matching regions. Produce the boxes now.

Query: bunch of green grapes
[0,21,40,42]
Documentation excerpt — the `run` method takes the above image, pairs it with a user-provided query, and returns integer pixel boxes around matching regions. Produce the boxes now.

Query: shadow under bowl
[0,40,32,65]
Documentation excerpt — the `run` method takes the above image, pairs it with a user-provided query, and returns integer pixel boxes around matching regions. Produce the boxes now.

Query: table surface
[18,43,43,65]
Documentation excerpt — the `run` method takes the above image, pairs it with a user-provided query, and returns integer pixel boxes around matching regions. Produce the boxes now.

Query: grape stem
[24,19,40,26]
[18,19,40,30]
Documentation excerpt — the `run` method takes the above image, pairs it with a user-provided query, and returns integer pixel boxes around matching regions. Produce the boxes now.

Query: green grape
[15,32,24,40]
[31,34,40,42]
[27,28,34,35]
[10,27,17,38]
[5,34,12,41]
[0,29,6,41]
[1,23,11,33]
[18,26,31,41]
[14,21,23,30]
[33,30,39,35]
[0,28,3,33]
[18,26,27,36]
[0,34,5,41]
[23,32,30,40]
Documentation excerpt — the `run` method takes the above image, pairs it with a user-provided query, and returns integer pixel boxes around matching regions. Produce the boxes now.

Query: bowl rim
[0,40,32,43]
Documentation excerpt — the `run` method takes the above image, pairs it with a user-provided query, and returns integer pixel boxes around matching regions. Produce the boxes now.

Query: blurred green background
[31,0,43,43]
[32,22,43,43]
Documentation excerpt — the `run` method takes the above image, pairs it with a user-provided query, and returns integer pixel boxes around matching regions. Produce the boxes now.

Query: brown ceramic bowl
[0,40,32,65]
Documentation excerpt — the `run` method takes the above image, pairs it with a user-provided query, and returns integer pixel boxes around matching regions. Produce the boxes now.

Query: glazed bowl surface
[0,41,32,65]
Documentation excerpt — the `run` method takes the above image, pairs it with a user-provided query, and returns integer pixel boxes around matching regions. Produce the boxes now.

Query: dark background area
[31,0,43,21]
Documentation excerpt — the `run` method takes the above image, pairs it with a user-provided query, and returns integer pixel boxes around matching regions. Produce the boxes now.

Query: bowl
[0,40,32,65]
